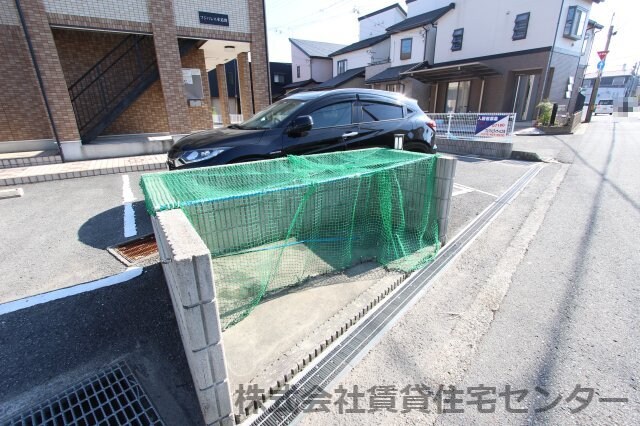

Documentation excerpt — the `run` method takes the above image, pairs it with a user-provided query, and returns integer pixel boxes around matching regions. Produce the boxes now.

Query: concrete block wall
[435,156,457,245]
[43,0,150,23]
[436,138,513,159]
[152,209,234,426]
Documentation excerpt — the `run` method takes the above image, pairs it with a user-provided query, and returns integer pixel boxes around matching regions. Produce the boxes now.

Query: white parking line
[122,175,137,238]
[452,184,473,196]
[452,183,498,198]
[0,267,143,316]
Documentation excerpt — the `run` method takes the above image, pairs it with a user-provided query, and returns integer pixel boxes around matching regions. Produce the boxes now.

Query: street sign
[597,60,605,71]
[597,50,609,61]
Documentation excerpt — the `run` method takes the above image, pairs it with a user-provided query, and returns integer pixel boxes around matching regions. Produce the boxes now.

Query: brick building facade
[0,0,270,161]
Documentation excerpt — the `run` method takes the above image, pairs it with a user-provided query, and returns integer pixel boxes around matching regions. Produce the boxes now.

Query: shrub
[537,100,553,126]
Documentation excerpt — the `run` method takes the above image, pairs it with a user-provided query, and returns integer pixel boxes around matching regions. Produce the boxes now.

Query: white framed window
[400,38,412,60]
[296,65,300,78]
[385,83,403,93]
[273,74,285,83]
[337,59,348,75]
[564,6,587,40]
[612,77,626,86]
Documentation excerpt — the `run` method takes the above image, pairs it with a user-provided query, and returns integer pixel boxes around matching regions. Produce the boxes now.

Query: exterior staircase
[68,35,200,143]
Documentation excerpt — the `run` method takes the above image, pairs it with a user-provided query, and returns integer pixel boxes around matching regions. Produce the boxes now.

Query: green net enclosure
[141,148,440,328]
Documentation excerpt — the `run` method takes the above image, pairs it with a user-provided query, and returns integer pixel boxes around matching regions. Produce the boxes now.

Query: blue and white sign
[597,60,605,71]
[475,115,509,138]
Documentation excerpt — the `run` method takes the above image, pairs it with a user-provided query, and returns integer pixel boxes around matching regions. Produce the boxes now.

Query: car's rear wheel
[404,141,435,154]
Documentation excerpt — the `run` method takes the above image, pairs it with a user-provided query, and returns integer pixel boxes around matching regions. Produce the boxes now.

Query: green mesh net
[141,148,440,328]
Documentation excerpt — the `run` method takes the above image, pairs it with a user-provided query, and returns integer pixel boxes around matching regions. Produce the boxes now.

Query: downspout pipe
[14,0,65,160]
[541,0,566,102]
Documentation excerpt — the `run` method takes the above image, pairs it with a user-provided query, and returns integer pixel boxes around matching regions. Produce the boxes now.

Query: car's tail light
[426,118,437,131]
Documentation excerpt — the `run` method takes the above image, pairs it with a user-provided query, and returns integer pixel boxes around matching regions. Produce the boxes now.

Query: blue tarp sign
[475,115,509,137]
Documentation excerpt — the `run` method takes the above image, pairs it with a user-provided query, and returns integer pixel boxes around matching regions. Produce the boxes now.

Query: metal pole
[585,22,615,123]
[478,78,485,112]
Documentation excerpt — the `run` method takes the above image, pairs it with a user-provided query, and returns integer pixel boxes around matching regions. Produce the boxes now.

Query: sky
[264,0,639,74]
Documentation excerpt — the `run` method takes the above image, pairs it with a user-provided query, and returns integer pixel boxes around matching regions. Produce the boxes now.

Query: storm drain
[108,234,158,266]
[2,362,164,426]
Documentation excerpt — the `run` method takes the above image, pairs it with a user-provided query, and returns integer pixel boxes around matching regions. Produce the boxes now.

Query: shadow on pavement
[77,200,151,249]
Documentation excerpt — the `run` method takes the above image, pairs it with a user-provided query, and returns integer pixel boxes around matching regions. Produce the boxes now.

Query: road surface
[297,116,639,425]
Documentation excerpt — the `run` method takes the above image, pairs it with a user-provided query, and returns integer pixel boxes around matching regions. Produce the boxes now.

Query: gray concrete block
[180,300,222,351]
[198,381,234,425]
[188,343,228,390]
[157,210,216,306]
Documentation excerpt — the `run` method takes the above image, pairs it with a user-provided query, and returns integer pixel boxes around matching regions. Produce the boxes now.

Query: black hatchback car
[167,89,436,169]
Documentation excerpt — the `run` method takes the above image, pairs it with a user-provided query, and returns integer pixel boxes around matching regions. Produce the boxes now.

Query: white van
[594,99,614,115]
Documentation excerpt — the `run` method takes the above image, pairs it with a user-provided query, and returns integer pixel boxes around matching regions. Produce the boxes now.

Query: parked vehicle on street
[594,99,614,115]
[167,89,437,169]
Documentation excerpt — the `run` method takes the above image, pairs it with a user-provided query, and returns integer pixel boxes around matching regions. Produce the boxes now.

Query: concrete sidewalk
[512,123,587,162]
[0,154,166,187]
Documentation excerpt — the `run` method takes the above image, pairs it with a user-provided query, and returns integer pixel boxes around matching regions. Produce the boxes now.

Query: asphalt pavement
[0,149,536,425]
[0,171,153,302]
[296,115,639,425]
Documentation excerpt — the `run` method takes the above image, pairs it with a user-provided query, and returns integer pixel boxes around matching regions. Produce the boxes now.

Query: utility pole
[585,22,615,123]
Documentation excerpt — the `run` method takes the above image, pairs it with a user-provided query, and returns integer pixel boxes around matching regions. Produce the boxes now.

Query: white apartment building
[305,0,604,121]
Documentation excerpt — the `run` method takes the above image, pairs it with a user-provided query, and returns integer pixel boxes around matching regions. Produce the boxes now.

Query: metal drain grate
[108,234,158,266]
[2,362,164,426]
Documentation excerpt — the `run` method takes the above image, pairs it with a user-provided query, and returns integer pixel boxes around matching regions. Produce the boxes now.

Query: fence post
[435,156,457,246]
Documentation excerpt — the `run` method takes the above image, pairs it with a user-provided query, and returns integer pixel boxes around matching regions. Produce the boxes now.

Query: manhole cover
[2,362,164,426]
[108,234,158,266]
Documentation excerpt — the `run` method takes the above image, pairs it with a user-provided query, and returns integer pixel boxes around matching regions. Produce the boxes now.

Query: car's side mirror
[288,115,313,135]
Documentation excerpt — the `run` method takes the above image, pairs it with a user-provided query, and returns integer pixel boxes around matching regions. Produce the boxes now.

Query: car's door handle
[342,131,358,138]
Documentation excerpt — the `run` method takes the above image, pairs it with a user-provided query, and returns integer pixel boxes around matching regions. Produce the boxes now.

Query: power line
[268,0,351,31]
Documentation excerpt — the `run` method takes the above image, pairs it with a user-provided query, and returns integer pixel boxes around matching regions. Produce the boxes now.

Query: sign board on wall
[475,115,509,137]
[198,11,229,26]
[182,68,204,101]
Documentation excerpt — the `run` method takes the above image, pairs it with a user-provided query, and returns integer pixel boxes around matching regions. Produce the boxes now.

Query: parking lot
[0,152,539,423]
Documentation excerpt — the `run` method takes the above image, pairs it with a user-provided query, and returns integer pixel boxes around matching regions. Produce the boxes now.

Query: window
[612,77,626,86]
[273,73,285,83]
[361,102,403,122]
[337,59,348,75]
[446,81,470,112]
[513,12,530,40]
[451,28,464,51]
[385,83,403,93]
[600,77,613,86]
[564,5,587,40]
[582,79,593,88]
[296,65,300,78]
[309,102,352,128]
[400,38,412,60]
[239,99,307,130]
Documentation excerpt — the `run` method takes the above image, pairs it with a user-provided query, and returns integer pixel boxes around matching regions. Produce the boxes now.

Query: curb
[0,159,166,187]
[510,150,543,162]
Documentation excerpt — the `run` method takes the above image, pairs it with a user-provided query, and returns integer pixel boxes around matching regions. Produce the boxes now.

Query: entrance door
[512,74,540,121]
[445,81,471,112]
